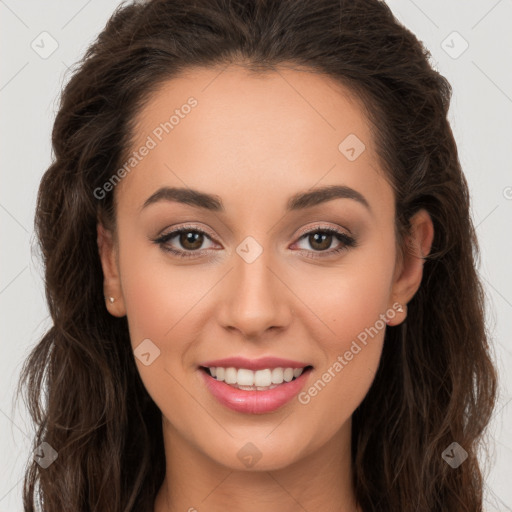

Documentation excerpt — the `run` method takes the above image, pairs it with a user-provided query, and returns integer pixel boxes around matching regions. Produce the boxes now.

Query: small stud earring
[396,304,404,313]
[108,297,115,304]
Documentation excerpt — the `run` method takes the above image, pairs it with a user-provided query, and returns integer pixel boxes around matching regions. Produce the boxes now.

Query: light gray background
[1,1,511,510]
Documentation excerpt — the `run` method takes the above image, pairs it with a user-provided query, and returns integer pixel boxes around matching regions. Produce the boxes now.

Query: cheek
[292,231,396,342]
[116,237,202,398]
[117,243,203,420]
[288,236,395,424]
[118,234,208,345]
[293,287,389,450]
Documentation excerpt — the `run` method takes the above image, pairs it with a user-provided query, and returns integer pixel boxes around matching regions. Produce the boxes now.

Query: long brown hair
[17,0,497,510]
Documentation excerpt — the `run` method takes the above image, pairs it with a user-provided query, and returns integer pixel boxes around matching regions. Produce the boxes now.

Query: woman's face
[98,65,432,471]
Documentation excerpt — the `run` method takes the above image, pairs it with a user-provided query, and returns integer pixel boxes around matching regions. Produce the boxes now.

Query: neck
[154,417,360,512]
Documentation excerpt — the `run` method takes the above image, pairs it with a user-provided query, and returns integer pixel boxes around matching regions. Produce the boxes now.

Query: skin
[97,65,434,512]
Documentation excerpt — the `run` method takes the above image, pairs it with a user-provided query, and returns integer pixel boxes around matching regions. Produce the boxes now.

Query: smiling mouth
[199,365,314,391]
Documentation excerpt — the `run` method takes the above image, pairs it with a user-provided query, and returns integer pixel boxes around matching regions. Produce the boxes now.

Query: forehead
[115,65,391,215]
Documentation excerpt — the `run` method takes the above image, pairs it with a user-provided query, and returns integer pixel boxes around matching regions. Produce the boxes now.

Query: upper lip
[200,356,312,371]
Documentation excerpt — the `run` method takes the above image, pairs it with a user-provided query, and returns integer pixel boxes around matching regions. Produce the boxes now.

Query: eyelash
[152,224,357,260]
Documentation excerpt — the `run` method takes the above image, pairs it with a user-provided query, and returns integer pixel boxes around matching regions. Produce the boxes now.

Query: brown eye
[178,231,204,251]
[293,227,357,260]
[153,226,217,259]
[308,231,334,251]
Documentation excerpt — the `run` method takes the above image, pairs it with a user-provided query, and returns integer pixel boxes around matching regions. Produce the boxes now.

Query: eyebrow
[141,184,371,213]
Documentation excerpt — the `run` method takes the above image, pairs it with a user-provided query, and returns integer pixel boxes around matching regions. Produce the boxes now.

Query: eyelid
[157,221,351,244]
[293,222,353,239]
[158,222,218,241]
[154,221,355,258]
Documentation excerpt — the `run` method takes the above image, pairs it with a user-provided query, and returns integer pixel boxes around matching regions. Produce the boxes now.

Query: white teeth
[224,367,237,384]
[271,367,284,384]
[207,366,306,388]
[254,369,272,387]
[237,368,254,386]
[293,368,303,378]
[283,368,294,382]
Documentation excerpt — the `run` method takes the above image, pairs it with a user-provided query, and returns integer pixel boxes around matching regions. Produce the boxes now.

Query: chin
[202,430,310,472]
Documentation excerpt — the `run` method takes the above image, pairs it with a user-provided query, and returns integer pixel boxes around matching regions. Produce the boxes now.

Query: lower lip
[200,368,312,414]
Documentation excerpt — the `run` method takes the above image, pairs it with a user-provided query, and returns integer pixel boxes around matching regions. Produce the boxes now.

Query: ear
[387,209,434,326]
[97,222,126,317]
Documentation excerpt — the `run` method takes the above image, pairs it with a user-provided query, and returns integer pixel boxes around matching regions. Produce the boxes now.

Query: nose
[217,249,292,340]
